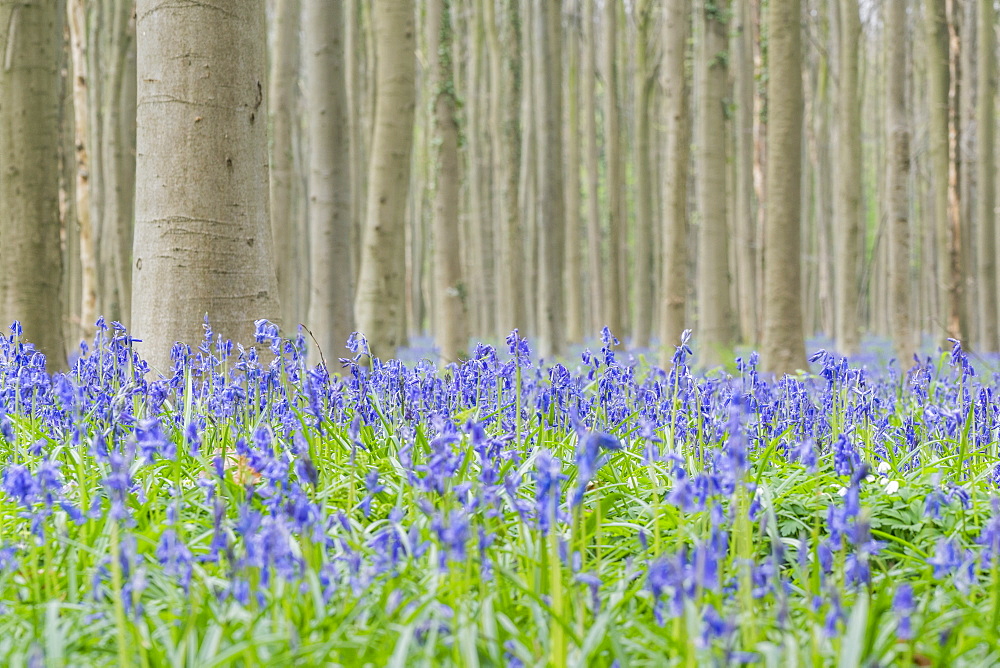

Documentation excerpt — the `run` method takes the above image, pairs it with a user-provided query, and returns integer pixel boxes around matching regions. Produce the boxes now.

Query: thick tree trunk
[834,0,862,356]
[537,0,565,358]
[500,0,524,334]
[354,1,416,359]
[429,0,468,363]
[761,0,806,375]
[303,0,354,361]
[0,0,65,366]
[976,0,996,351]
[269,0,302,331]
[132,0,279,373]
[696,0,735,365]
[659,0,691,364]
[926,0,951,339]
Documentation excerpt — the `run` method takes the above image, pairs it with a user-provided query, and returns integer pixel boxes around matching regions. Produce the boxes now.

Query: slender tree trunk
[632,0,655,349]
[834,0,861,356]
[761,0,806,374]
[133,0,279,372]
[269,0,301,330]
[354,1,416,359]
[501,0,525,334]
[428,0,468,363]
[926,0,951,339]
[0,0,65,366]
[483,0,507,334]
[696,0,735,365]
[68,0,98,341]
[583,0,603,335]
[733,0,759,344]
[975,0,996,350]
[565,5,584,344]
[537,0,565,358]
[887,0,914,363]
[303,0,354,360]
[946,1,966,342]
[659,0,691,363]
[604,0,625,343]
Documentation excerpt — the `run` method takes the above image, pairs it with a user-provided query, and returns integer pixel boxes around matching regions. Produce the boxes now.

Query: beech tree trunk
[536,0,565,358]
[603,0,626,343]
[565,7,584,344]
[0,0,65,366]
[976,0,996,351]
[659,0,692,363]
[834,0,862,356]
[303,0,354,361]
[132,0,280,373]
[429,0,468,363]
[583,0,603,335]
[696,0,735,365]
[354,1,416,359]
[269,0,302,330]
[632,0,655,349]
[887,0,914,363]
[761,0,806,374]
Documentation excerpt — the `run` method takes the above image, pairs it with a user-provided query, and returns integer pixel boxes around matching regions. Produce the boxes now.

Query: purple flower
[534,449,565,535]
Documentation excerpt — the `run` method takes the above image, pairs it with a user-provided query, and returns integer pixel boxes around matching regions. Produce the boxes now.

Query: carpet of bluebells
[3,319,1000,666]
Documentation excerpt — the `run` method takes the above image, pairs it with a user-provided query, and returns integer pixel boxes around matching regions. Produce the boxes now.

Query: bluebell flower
[534,449,565,535]
[893,583,915,640]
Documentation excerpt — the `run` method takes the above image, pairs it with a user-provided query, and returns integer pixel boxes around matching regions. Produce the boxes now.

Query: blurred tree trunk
[761,0,806,374]
[886,0,913,364]
[132,0,279,373]
[946,2,967,342]
[565,4,584,344]
[537,0,565,357]
[583,0,603,335]
[354,1,415,359]
[834,0,861,356]
[976,0,996,351]
[659,0,691,363]
[696,0,735,365]
[603,0,625,343]
[429,0,468,363]
[632,0,655,349]
[269,0,302,331]
[926,0,952,339]
[303,0,354,361]
[0,0,66,366]
[483,0,508,334]
[733,0,759,344]
[68,0,98,341]
[502,0,525,335]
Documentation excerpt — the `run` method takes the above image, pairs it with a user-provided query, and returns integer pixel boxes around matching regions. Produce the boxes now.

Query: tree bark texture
[603,0,625,343]
[429,0,468,363]
[696,0,735,365]
[303,0,354,361]
[354,1,416,359]
[975,0,996,351]
[761,0,806,375]
[0,0,66,366]
[632,0,655,349]
[659,0,691,364]
[132,0,280,373]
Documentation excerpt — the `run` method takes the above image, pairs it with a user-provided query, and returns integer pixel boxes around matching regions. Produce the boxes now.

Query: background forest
[0,0,994,374]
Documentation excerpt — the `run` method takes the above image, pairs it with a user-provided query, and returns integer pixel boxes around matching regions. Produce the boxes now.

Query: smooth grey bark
[133,0,280,373]
[887,0,913,363]
[499,0,524,334]
[0,0,66,366]
[429,0,468,363]
[269,0,302,330]
[632,0,655,349]
[833,0,862,356]
[583,0,603,335]
[925,0,951,338]
[537,0,565,358]
[761,0,806,375]
[659,0,692,364]
[565,6,584,344]
[303,0,354,361]
[976,0,996,350]
[353,0,416,359]
[696,0,735,365]
[603,0,625,343]
[733,0,759,344]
